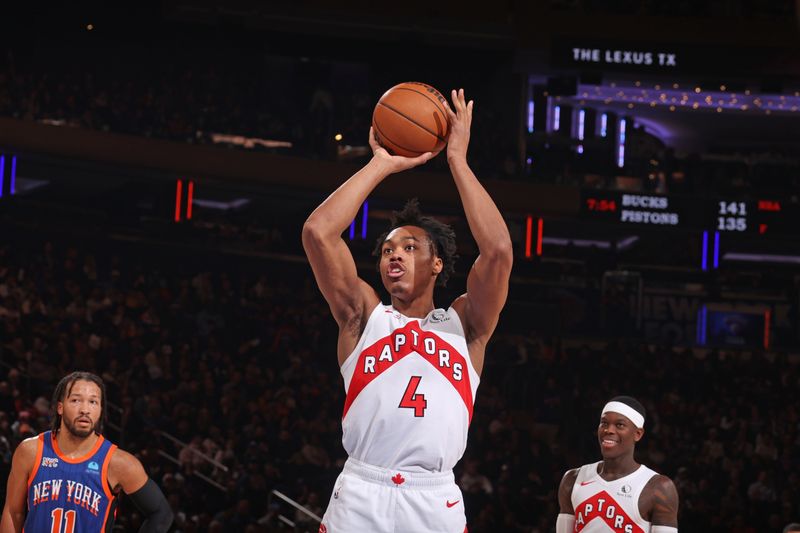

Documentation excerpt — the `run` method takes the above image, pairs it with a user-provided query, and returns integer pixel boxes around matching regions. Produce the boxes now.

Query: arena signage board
[569,47,677,68]
[548,38,787,76]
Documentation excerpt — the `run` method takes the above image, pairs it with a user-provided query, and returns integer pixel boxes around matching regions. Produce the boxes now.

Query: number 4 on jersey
[399,376,427,417]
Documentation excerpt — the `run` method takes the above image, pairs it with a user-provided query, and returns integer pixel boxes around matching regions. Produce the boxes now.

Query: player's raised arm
[0,438,38,533]
[444,89,513,364]
[302,129,436,339]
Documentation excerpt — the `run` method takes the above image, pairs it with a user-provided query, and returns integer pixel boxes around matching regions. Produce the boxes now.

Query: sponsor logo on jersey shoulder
[446,500,460,508]
[617,484,633,498]
[87,461,101,474]
[41,457,59,468]
[430,310,449,323]
[580,480,595,486]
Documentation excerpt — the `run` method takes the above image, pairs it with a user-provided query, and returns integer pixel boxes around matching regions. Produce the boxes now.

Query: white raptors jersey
[570,461,659,533]
[340,303,479,473]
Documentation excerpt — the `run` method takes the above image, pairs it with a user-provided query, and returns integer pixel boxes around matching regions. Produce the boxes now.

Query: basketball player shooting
[302,88,513,532]
[557,396,679,533]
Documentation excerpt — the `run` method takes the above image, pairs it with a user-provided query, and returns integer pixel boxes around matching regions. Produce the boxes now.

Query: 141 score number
[718,201,747,232]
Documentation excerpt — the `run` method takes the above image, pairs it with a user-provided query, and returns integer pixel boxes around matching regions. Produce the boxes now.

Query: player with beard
[557,396,679,533]
[1,372,173,533]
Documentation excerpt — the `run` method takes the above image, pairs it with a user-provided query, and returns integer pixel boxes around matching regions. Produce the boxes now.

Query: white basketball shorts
[319,457,467,533]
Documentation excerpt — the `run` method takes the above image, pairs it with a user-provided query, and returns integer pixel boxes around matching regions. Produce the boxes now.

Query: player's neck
[599,455,639,480]
[56,428,100,458]
[390,296,435,319]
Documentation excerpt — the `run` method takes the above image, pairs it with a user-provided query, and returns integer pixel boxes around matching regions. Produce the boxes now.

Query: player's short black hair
[373,199,458,287]
[51,371,107,436]
[608,395,646,423]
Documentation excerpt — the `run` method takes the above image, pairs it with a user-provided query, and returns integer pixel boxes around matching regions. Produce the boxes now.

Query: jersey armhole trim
[634,468,659,525]
[26,433,45,489]
[340,302,385,374]
[570,462,600,507]
[447,306,479,383]
[101,444,118,500]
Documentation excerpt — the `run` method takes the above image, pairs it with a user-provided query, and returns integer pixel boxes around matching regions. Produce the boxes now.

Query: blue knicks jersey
[24,431,118,533]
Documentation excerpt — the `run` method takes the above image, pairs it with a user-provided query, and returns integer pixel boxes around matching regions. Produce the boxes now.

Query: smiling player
[557,396,679,533]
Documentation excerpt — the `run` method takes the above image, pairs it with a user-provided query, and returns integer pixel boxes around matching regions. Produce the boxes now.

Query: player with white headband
[556,395,679,533]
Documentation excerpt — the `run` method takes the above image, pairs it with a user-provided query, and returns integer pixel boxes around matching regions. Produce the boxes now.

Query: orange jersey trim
[101,444,118,499]
[25,434,45,489]
[100,444,118,530]
[51,432,105,464]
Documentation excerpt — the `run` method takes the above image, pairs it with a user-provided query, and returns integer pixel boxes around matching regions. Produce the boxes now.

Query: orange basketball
[372,82,449,157]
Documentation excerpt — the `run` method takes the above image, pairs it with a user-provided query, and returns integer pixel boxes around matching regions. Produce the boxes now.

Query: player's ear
[57,402,64,416]
[634,427,644,442]
[432,256,443,275]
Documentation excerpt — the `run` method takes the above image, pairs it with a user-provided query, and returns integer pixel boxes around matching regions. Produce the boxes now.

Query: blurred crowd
[0,46,347,160]
[547,0,796,18]
[0,44,517,182]
[1,226,798,532]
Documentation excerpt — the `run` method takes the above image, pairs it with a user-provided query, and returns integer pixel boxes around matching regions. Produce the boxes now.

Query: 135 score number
[717,201,747,232]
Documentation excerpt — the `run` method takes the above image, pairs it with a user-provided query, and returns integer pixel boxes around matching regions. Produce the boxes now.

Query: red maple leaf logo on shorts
[391,473,405,485]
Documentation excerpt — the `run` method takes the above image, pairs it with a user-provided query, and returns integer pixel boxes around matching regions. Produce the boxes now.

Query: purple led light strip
[361,201,368,240]
[701,231,708,271]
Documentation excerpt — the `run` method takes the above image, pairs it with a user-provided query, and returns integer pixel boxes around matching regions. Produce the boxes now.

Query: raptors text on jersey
[570,461,658,533]
[340,305,480,473]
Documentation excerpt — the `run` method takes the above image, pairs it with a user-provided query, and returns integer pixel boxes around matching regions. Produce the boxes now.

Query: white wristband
[556,513,575,533]
[651,526,678,533]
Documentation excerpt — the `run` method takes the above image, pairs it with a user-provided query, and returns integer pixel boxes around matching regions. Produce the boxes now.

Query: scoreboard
[581,190,797,234]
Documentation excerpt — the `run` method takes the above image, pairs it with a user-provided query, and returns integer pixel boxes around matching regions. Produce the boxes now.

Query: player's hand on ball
[444,88,472,164]
[369,127,437,173]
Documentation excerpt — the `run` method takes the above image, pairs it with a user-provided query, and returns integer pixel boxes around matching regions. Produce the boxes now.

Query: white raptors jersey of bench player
[340,303,480,473]
[570,461,659,533]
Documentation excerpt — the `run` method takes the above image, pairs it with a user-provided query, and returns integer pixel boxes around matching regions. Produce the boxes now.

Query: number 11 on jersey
[399,376,427,417]
[51,508,76,533]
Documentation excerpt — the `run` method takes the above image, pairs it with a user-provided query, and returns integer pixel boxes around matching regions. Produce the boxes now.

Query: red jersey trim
[342,320,473,422]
